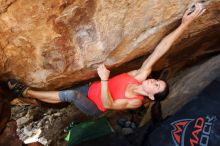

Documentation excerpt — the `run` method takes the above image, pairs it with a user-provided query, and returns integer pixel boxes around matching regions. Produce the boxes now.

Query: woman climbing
[8,3,205,120]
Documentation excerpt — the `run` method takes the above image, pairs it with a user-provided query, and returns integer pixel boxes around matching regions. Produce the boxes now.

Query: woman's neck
[131,84,147,96]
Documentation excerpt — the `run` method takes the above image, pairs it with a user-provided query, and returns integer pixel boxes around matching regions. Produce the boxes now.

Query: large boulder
[0,0,219,89]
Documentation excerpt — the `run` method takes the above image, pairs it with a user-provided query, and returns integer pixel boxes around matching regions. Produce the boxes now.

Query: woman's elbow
[103,101,113,109]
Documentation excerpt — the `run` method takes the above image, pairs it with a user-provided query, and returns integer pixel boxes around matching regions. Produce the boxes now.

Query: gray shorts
[58,84,103,116]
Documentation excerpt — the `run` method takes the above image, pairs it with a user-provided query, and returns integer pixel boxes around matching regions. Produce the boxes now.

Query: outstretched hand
[182,3,206,27]
[97,64,110,81]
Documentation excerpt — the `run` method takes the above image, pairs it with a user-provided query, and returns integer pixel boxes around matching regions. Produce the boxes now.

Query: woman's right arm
[97,64,113,108]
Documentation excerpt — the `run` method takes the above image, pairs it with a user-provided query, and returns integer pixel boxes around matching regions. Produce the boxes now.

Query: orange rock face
[0,0,219,89]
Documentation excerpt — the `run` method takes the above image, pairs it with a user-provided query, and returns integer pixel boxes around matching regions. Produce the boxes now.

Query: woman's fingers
[192,4,201,16]
[181,3,206,26]
[198,8,206,17]
[195,3,206,16]
[191,3,202,15]
[97,64,108,72]
[97,64,105,70]
[188,3,206,20]
[185,8,192,16]
[196,4,204,15]
[101,64,107,70]
[97,64,102,68]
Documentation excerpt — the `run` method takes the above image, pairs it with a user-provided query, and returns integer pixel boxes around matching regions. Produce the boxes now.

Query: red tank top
[88,73,144,112]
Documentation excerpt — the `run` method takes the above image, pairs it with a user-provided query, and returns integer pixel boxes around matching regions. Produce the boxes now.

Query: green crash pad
[65,117,113,146]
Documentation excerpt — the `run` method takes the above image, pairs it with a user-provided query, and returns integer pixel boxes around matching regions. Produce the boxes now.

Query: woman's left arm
[134,3,206,81]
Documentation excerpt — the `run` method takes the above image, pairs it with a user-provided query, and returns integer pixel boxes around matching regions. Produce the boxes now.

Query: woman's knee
[58,90,77,103]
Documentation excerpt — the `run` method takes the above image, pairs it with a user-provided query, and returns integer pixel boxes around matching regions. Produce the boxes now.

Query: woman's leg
[59,89,102,116]
[25,87,102,116]
[24,88,89,104]
[8,79,61,103]
[25,90,61,103]
[23,84,90,104]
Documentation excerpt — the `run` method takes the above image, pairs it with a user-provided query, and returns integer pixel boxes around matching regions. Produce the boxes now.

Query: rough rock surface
[0,0,219,89]
[0,120,23,146]
[11,104,133,145]
[11,105,81,145]
[0,0,220,145]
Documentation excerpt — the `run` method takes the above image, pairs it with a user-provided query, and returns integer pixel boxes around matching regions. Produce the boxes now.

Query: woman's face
[142,79,166,95]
